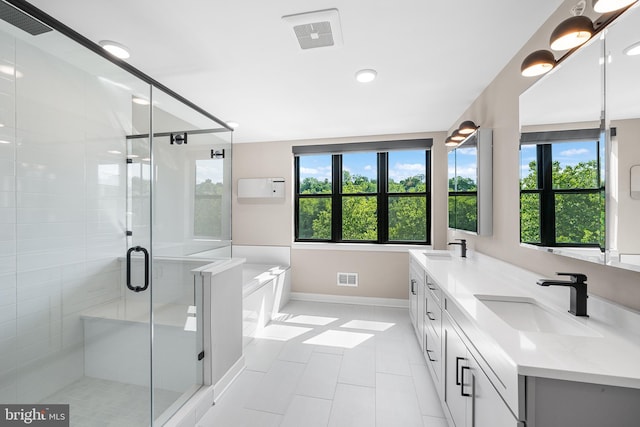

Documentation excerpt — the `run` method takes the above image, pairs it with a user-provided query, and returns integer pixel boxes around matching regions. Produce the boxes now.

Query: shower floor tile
[41,376,181,427]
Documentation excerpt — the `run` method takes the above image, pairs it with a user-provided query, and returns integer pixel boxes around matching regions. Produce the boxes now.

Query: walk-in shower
[0,1,232,425]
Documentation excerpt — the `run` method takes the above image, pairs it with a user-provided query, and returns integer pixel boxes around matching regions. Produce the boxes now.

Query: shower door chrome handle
[126,246,149,292]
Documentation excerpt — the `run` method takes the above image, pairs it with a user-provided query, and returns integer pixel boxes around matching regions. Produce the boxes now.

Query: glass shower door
[149,87,232,423]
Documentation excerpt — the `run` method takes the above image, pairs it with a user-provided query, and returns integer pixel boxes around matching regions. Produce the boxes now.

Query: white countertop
[409,249,640,390]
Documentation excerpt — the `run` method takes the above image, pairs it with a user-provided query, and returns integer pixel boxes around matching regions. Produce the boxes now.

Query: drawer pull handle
[461,366,471,397]
[410,279,416,295]
[426,312,436,321]
[455,356,465,385]
[426,349,436,362]
[427,284,437,291]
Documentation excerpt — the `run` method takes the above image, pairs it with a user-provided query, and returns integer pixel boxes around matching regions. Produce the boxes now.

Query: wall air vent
[337,272,358,287]
[0,2,52,36]
[282,8,343,50]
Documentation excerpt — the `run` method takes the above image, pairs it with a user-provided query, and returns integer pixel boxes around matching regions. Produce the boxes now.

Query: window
[194,158,224,237]
[520,130,604,248]
[294,140,431,244]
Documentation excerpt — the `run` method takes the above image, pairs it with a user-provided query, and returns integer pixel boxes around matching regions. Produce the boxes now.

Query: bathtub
[242,263,291,347]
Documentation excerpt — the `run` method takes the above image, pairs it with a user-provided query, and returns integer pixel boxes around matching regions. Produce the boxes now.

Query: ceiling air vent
[0,2,51,36]
[282,8,343,50]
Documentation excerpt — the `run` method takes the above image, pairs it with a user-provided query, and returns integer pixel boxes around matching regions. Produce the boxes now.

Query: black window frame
[294,143,431,245]
[519,128,605,248]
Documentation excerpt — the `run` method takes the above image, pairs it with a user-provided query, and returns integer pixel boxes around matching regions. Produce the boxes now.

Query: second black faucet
[448,238,467,258]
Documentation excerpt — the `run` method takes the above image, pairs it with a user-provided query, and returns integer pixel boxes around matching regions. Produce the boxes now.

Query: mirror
[604,5,640,271]
[519,4,640,272]
[519,22,606,264]
[448,128,493,236]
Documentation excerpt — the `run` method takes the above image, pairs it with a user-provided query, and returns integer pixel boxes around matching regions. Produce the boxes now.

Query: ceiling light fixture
[521,49,557,77]
[99,40,130,59]
[550,15,594,51]
[355,69,377,83]
[624,40,640,56]
[226,121,239,129]
[458,120,478,135]
[592,0,638,13]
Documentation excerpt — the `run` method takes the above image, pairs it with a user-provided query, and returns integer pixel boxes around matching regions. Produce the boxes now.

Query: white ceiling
[28,0,563,143]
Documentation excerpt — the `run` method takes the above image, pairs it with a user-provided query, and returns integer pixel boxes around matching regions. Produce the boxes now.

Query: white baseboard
[213,356,245,400]
[290,292,408,308]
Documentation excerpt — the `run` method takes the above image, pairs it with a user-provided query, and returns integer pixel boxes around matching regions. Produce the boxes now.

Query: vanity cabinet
[423,273,443,395]
[409,258,424,348]
[443,309,521,427]
[410,250,640,427]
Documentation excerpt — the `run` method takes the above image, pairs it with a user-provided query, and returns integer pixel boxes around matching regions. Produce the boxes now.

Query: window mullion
[332,155,342,242]
[539,144,556,245]
[378,152,388,243]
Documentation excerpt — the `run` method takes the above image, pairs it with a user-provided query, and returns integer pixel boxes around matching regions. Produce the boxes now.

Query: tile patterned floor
[42,377,180,427]
[198,300,449,427]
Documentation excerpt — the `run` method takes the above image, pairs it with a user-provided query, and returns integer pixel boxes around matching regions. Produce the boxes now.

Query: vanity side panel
[526,376,640,427]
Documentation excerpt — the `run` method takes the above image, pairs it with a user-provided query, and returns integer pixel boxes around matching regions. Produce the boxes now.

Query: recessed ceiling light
[226,121,239,129]
[355,69,377,83]
[99,40,130,59]
[107,150,121,155]
[624,41,640,56]
[0,140,11,144]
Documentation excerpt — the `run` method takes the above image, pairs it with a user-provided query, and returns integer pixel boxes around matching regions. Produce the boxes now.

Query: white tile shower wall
[0,34,132,403]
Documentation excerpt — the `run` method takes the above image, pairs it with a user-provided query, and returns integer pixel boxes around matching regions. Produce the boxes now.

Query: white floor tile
[327,383,376,427]
[243,338,285,372]
[375,337,412,376]
[244,360,306,414]
[338,343,376,387]
[296,352,342,399]
[410,363,445,418]
[199,301,443,427]
[376,372,424,427]
[277,337,315,363]
[280,395,332,427]
[423,415,450,427]
[197,406,282,427]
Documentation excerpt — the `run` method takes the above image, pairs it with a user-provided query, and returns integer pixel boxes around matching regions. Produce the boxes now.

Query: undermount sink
[475,295,600,337]
[423,251,452,260]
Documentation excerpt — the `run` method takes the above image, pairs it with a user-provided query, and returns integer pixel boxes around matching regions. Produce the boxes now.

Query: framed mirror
[448,128,493,236]
[519,27,606,264]
[604,5,640,271]
[519,4,640,272]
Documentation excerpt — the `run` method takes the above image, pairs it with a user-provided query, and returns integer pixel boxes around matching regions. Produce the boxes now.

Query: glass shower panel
[149,87,232,422]
[0,4,155,425]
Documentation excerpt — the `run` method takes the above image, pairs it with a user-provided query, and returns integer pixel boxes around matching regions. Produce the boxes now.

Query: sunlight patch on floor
[303,329,373,349]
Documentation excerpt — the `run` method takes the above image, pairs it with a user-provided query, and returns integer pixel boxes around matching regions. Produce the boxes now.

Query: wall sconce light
[521,49,557,76]
[549,15,594,51]
[451,130,466,142]
[445,136,458,147]
[458,120,478,135]
[521,1,635,77]
[593,0,638,13]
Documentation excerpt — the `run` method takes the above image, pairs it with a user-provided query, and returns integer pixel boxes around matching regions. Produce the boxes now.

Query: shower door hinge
[198,351,205,361]
[211,149,225,159]
[126,230,133,236]
[127,158,133,164]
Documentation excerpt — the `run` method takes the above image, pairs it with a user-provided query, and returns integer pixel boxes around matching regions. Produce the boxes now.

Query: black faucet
[536,272,588,317]
[447,239,467,258]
